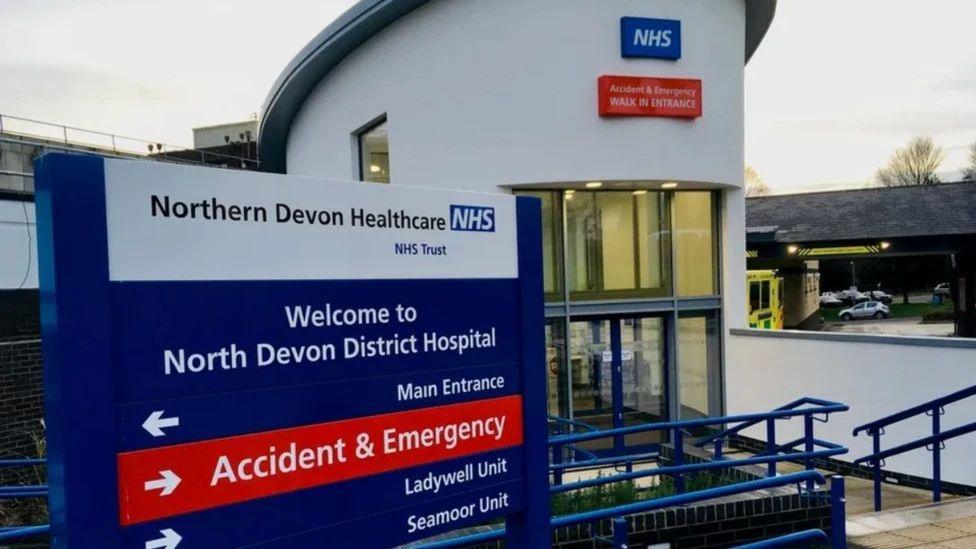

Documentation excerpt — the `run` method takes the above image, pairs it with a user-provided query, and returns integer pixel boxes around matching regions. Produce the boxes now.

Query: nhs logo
[620,17,681,60]
[450,205,495,232]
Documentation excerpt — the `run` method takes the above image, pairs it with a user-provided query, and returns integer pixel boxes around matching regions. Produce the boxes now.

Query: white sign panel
[104,160,518,282]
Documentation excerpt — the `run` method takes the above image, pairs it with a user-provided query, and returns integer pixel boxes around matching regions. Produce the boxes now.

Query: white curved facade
[269,0,767,433]
[285,0,747,191]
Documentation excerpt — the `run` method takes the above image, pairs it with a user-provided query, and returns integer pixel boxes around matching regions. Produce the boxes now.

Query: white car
[819,293,844,308]
[837,289,870,305]
[839,301,890,321]
[867,290,894,304]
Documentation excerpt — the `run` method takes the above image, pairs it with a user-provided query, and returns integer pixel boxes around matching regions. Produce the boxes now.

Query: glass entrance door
[621,317,667,447]
[568,319,613,451]
[568,315,667,453]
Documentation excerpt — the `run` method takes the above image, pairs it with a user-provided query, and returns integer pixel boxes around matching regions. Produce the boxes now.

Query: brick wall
[0,340,43,459]
[0,290,43,460]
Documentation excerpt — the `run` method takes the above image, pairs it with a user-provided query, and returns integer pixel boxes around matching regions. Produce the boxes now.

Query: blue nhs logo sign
[450,205,495,232]
[620,17,681,60]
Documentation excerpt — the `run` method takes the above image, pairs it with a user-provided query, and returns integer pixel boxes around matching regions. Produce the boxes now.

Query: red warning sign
[598,75,702,118]
[117,395,523,525]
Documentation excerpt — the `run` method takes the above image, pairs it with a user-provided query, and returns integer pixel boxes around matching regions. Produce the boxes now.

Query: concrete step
[848,497,976,548]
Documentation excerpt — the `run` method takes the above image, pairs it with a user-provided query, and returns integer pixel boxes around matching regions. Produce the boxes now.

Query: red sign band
[117,395,524,525]
[598,75,702,118]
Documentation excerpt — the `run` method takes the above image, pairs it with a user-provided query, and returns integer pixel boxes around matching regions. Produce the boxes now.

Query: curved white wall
[285,0,746,192]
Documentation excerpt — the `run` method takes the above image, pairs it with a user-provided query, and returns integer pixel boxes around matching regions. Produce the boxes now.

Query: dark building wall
[0,290,43,459]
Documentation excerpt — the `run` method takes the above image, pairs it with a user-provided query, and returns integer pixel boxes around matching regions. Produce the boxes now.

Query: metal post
[552,443,563,486]
[505,196,551,547]
[673,428,685,494]
[804,414,815,492]
[932,408,942,503]
[613,516,628,548]
[765,418,776,477]
[714,438,723,460]
[829,475,847,549]
[610,320,624,453]
[62,125,68,144]
[872,430,882,512]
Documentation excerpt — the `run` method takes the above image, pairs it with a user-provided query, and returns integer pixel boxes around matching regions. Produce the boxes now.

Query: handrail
[0,113,258,166]
[852,383,976,436]
[852,384,976,511]
[551,444,845,495]
[733,529,829,549]
[855,419,976,465]
[694,397,840,448]
[549,451,658,472]
[415,471,827,549]
[550,401,848,446]
[0,525,49,542]
[0,459,45,467]
[548,415,598,433]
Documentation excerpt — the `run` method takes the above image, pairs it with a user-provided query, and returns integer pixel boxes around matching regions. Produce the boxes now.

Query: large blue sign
[35,154,549,548]
[620,17,682,60]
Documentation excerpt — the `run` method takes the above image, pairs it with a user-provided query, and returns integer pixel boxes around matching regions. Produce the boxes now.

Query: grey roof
[257,0,778,174]
[747,183,976,243]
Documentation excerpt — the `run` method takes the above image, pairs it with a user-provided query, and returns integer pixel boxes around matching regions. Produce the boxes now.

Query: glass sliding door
[566,315,667,451]
[568,319,612,421]
[620,317,667,446]
[677,311,722,419]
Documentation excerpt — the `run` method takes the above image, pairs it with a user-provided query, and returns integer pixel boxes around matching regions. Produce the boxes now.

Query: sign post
[36,153,548,548]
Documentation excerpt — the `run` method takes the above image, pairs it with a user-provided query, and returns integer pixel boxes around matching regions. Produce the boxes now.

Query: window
[678,311,722,419]
[749,281,761,311]
[358,118,390,183]
[565,191,670,300]
[516,191,563,300]
[760,281,770,310]
[674,192,718,296]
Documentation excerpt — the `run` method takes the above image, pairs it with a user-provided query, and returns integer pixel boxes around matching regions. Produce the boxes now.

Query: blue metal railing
[418,399,849,549]
[0,458,49,542]
[549,398,848,492]
[418,471,844,549]
[853,383,976,511]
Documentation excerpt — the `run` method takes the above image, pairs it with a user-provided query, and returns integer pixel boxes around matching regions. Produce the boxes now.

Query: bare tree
[875,136,945,187]
[745,166,770,197]
[963,142,976,182]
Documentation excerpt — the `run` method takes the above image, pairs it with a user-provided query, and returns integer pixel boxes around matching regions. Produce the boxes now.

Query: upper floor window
[358,118,390,184]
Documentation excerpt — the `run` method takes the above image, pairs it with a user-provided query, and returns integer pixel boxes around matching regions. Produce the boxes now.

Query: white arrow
[143,410,180,437]
[146,528,181,549]
[144,470,181,497]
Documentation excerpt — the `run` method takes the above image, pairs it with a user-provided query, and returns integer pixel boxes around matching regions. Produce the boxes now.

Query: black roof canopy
[747,183,976,244]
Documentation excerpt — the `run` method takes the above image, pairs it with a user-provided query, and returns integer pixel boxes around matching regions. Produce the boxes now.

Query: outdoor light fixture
[370,165,381,173]
[585,181,603,188]
[788,245,799,254]
[881,241,891,250]
[632,190,648,195]
[661,182,678,189]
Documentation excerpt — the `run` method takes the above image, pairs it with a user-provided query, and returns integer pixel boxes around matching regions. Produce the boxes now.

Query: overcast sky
[1,0,974,193]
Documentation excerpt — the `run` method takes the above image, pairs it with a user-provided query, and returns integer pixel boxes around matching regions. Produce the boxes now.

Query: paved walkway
[822,318,954,337]
[849,497,976,548]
